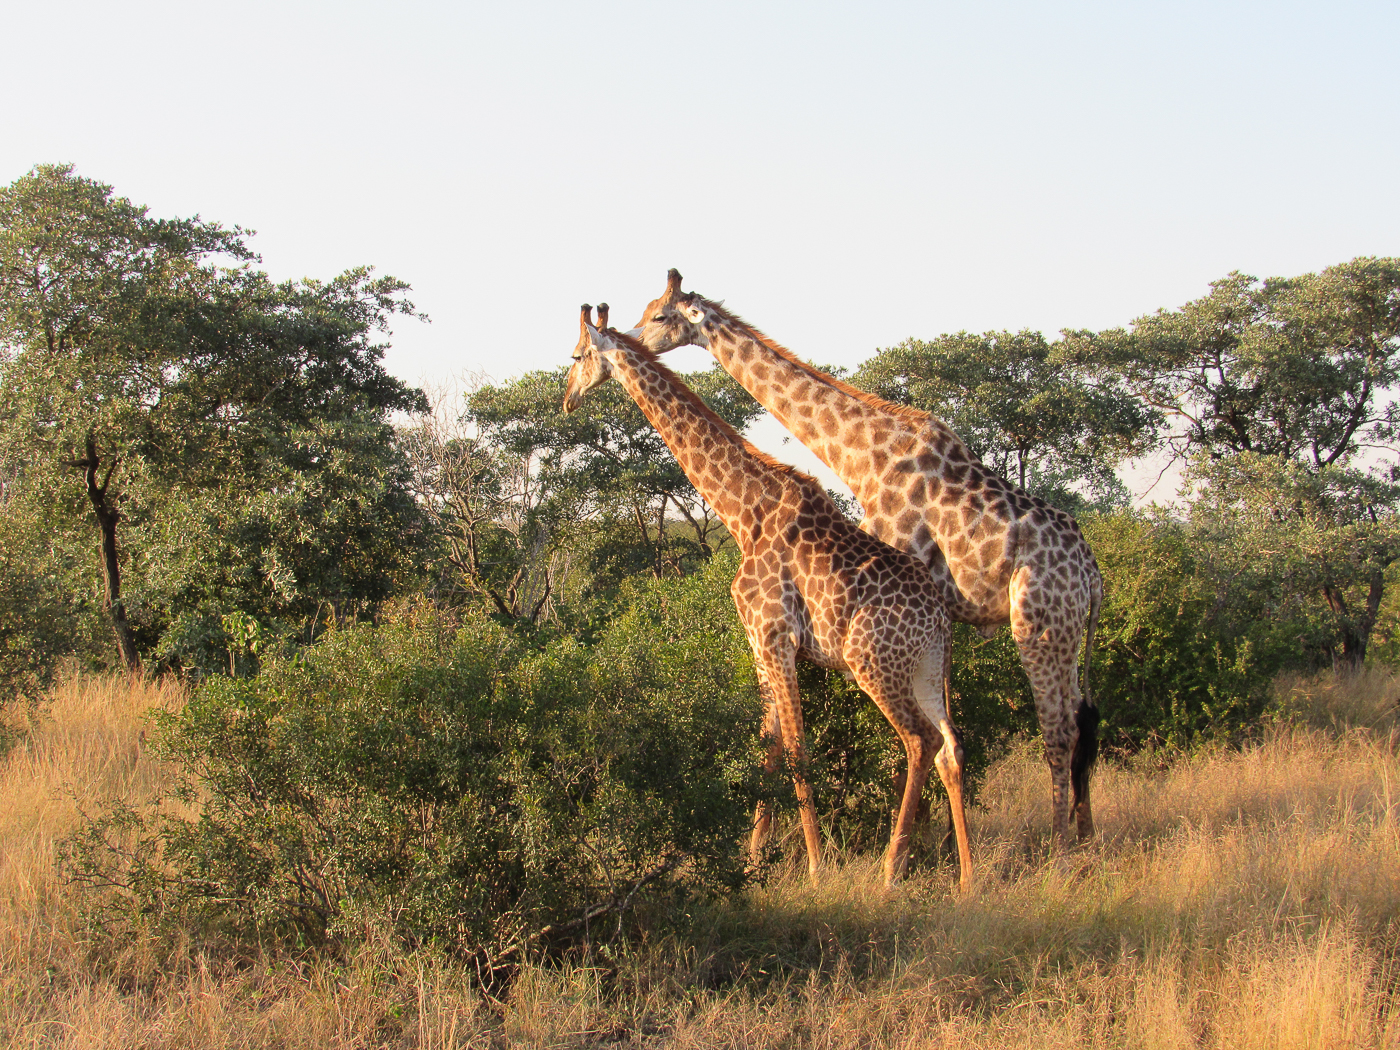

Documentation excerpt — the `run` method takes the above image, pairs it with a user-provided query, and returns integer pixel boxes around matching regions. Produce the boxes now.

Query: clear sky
[4,1,1398,488]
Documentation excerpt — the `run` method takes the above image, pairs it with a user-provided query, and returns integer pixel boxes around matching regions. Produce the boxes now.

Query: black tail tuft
[1070,699,1100,810]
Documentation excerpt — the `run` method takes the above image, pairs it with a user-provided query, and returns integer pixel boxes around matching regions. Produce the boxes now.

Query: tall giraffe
[565,304,972,887]
[631,272,1102,849]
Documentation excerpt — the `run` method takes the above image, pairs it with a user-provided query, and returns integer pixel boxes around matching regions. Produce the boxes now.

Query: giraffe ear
[680,302,705,324]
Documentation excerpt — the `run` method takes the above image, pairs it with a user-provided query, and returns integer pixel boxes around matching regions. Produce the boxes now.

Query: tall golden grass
[2,668,1398,1048]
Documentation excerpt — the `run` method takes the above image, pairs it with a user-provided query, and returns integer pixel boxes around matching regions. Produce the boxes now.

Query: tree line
[3,164,1398,710]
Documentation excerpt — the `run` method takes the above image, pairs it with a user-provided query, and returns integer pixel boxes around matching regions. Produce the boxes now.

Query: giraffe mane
[603,327,825,488]
[691,296,958,434]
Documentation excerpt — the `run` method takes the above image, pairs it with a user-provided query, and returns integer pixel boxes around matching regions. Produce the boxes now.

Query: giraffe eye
[651,315,664,323]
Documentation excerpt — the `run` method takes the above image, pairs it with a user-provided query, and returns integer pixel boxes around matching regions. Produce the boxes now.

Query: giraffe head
[563,304,606,413]
[563,303,632,413]
[633,268,711,353]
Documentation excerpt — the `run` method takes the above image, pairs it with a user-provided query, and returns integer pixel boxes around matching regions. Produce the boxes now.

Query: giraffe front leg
[749,687,785,867]
[933,719,973,892]
[756,650,822,878]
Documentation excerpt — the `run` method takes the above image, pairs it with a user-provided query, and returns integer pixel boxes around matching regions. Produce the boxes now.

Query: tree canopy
[2,162,1396,716]
[1071,258,1400,467]
[853,329,1154,512]
[1073,257,1400,670]
[402,363,766,628]
[0,164,427,674]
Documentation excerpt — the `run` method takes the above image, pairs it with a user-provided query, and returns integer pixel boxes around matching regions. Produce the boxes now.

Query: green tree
[1078,511,1293,746]
[402,376,590,625]
[854,330,1153,512]
[1183,455,1400,672]
[0,465,107,699]
[450,363,764,619]
[1073,260,1400,465]
[0,165,427,675]
[1076,257,1400,670]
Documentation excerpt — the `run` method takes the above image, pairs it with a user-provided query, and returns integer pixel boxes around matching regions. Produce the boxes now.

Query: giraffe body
[633,272,1102,848]
[564,306,971,887]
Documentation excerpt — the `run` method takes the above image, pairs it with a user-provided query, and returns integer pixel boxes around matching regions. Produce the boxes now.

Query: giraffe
[630,271,1103,850]
[564,303,972,888]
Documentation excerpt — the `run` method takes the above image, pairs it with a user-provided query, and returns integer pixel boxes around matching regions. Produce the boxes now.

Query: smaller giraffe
[564,303,972,888]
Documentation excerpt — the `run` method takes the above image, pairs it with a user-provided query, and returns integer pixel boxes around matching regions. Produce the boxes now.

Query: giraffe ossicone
[634,271,1104,850]
[563,304,973,888]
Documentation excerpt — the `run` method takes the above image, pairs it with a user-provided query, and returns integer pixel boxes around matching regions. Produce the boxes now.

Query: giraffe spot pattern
[669,301,1100,855]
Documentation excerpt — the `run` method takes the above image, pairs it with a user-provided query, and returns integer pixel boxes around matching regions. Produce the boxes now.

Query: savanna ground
[3,671,1399,1049]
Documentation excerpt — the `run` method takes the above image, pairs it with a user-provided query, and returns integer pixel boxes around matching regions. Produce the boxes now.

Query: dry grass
[1,674,181,980]
[3,670,1399,1048]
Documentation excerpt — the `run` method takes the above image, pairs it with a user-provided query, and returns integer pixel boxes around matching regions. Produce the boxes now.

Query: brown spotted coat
[633,272,1103,849]
[564,305,972,887]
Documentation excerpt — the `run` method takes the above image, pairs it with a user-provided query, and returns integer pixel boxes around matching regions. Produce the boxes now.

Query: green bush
[67,508,1308,972]
[65,568,772,977]
[1080,512,1295,747]
[0,493,110,704]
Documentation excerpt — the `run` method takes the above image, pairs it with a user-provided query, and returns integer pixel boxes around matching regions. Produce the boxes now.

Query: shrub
[0,495,109,705]
[1080,512,1291,747]
[65,572,772,980]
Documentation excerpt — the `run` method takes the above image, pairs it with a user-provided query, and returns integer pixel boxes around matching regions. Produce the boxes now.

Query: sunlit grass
[2,668,1398,1047]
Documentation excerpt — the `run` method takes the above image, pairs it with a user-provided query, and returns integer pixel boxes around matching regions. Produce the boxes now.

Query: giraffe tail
[1070,571,1102,812]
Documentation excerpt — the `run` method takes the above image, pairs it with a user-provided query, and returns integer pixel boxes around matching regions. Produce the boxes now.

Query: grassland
[3,670,1398,1048]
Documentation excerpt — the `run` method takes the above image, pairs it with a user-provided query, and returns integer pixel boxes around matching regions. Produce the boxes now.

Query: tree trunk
[79,441,140,670]
[1321,573,1383,677]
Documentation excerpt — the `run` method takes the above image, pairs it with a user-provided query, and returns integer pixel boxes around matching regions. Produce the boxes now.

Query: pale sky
[5,1,1397,492]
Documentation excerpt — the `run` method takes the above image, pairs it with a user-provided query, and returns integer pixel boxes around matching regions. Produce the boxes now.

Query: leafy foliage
[400,363,764,631]
[1074,257,1400,668]
[1073,259,1400,466]
[1182,454,1400,671]
[64,560,773,977]
[0,478,108,699]
[1079,513,1291,747]
[0,165,429,681]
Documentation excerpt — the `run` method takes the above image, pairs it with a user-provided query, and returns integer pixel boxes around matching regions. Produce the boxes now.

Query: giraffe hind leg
[932,719,972,892]
[925,634,972,891]
[1013,628,1080,850]
[753,648,822,877]
[847,619,971,889]
[1071,697,1099,842]
[842,612,934,885]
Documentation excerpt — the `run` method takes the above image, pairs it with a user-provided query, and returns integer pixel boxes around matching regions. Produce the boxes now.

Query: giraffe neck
[604,343,787,542]
[701,319,964,504]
